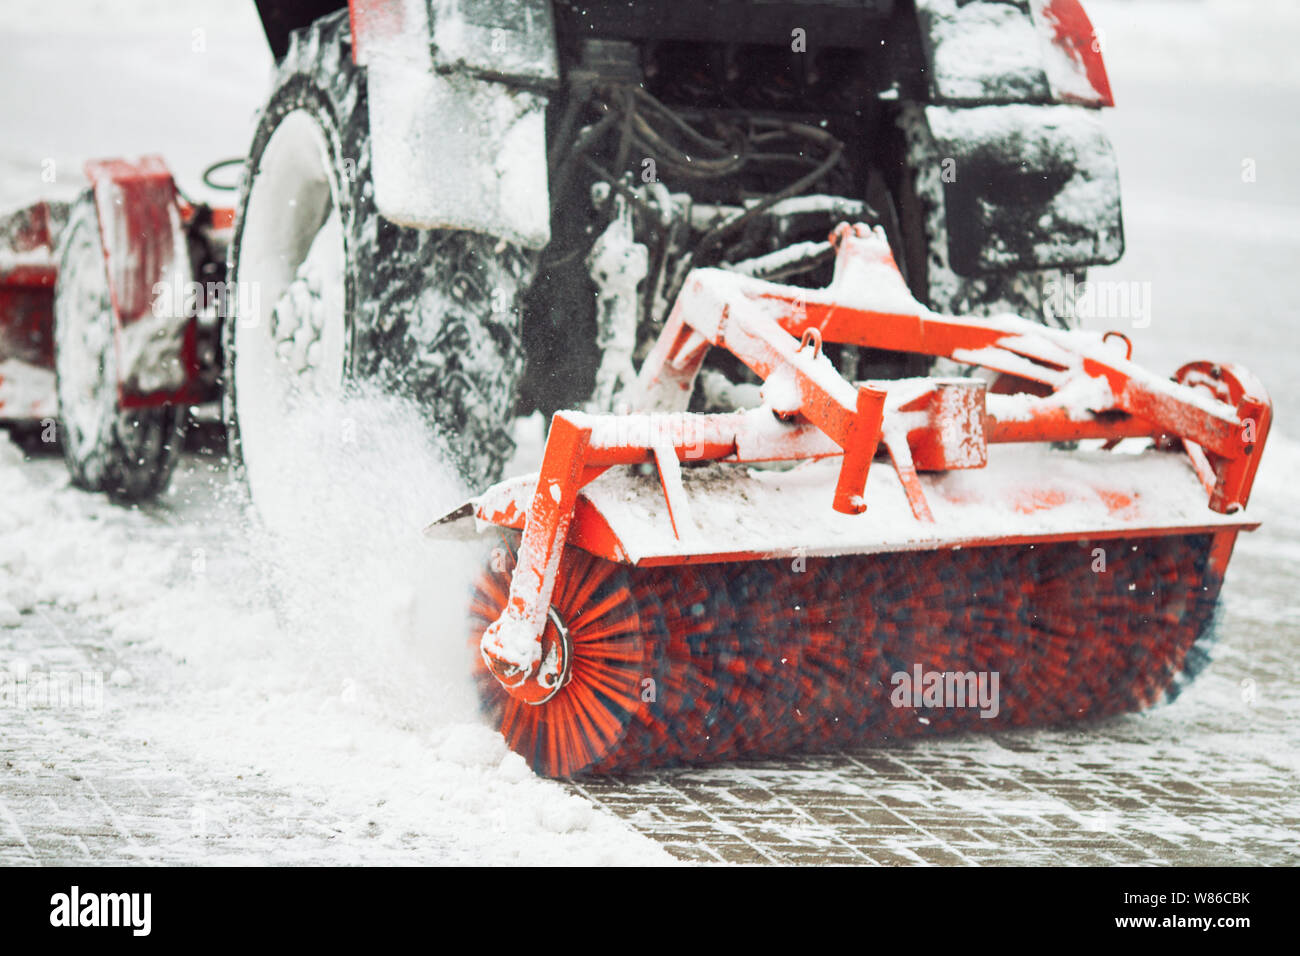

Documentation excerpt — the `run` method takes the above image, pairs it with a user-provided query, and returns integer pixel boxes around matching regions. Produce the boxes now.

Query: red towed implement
[439,224,1271,776]
[0,158,229,496]
[0,201,62,425]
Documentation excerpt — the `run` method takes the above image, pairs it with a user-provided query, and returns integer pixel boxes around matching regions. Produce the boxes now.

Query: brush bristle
[470,534,1222,777]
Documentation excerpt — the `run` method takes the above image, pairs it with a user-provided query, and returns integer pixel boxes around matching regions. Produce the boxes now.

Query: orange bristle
[470,533,1222,777]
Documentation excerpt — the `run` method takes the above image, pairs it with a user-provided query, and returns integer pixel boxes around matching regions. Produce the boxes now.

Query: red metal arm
[475,222,1271,695]
[635,223,1267,513]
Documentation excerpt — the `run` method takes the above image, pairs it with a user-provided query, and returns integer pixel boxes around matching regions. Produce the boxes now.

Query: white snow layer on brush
[0,392,671,864]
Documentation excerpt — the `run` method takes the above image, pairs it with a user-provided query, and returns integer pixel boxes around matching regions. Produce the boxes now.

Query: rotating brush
[469,532,1222,777]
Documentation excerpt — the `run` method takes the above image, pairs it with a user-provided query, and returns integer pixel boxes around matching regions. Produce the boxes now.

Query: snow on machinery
[444,223,1270,774]
[0,201,63,433]
[0,0,1273,775]
[0,161,229,497]
[5,0,1134,494]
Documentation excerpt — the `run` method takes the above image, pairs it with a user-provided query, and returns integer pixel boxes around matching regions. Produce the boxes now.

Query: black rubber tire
[54,192,186,503]
[224,10,532,493]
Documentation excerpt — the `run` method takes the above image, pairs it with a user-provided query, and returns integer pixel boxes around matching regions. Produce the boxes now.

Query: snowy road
[1,0,1297,865]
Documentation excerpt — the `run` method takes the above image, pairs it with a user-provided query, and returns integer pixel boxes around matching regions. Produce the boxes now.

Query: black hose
[542,84,850,318]
[662,133,846,308]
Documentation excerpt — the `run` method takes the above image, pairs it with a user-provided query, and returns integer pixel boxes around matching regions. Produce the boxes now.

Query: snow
[678,225,931,324]
[42,178,195,397]
[429,0,559,84]
[0,0,272,211]
[0,600,21,627]
[0,389,671,865]
[0,245,55,270]
[925,103,1124,269]
[547,442,1254,566]
[760,369,803,417]
[949,345,1066,387]
[585,191,647,410]
[917,0,1050,103]
[1029,0,1108,106]
[987,374,1114,422]
[727,240,831,279]
[234,106,349,520]
[365,39,551,246]
[0,359,56,419]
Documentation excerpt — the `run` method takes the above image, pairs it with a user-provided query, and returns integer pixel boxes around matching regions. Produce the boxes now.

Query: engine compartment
[521,32,921,415]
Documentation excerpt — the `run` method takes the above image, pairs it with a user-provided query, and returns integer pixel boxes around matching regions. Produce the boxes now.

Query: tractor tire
[225,9,532,507]
[53,192,186,503]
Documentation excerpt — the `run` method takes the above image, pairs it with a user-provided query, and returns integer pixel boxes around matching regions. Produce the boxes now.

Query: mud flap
[924,104,1124,276]
[84,157,198,402]
[352,0,557,248]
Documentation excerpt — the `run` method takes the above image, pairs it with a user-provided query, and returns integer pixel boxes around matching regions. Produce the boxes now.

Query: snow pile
[0,390,672,864]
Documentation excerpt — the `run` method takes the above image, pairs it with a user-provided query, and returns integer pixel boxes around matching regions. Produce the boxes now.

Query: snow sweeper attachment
[432,223,1271,778]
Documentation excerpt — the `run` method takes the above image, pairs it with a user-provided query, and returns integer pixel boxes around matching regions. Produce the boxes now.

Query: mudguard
[924,103,1124,276]
[83,156,203,404]
[348,0,556,247]
[916,0,1114,107]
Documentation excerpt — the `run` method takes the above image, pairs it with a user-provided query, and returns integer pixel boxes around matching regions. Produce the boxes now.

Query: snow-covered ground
[0,393,674,864]
[0,0,1296,865]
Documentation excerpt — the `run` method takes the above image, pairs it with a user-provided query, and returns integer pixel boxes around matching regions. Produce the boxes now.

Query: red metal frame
[0,201,61,377]
[1,165,230,422]
[469,222,1270,698]
[635,224,1268,513]
[84,156,211,408]
[0,265,57,371]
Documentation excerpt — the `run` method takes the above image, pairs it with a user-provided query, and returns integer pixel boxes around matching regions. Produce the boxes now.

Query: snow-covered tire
[53,192,186,503]
[893,103,1079,327]
[225,10,531,503]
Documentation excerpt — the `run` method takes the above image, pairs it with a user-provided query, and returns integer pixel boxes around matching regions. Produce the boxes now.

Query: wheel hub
[482,605,573,706]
